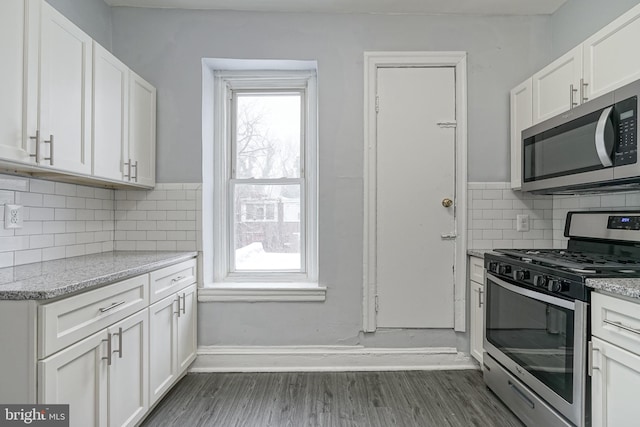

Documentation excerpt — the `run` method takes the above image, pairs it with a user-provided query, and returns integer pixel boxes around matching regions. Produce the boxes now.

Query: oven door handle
[486,273,576,310]
[595,106,614,168]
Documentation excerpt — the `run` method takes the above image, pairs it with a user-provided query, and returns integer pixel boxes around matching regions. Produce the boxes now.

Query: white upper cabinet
[509,78,532,190]
[532,46,583,124]
[36,1,93,174]
[128,71,156,187]
[93,42,129,182]
[583,3,640,101]
[0,0,35,164]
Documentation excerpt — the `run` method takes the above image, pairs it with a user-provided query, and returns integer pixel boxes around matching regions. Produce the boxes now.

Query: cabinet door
[128,71,156,187]
[591,337,640,427]
[0,0,33,163]
[108,310,148,427]
[177,284,197,373]
[149,294,178,405]
[509,78,532,190]
[583,4,640,101]
[38,330,108,427]
[532,46,583,124]
[38,2,92,174]
[470,280,484,363]
[93,42,129,182]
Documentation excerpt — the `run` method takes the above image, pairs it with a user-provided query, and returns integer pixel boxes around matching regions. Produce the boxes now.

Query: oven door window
[486,278,575,403]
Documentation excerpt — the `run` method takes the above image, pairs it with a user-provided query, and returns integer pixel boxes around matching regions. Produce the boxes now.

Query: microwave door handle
[595,106,614,167]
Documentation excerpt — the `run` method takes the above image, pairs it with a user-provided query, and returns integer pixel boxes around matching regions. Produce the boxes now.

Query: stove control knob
[547,279,561,292]
[513,270,530,281]
[498,264,512,275]
[533,275,546,288]
[488,262,499,273]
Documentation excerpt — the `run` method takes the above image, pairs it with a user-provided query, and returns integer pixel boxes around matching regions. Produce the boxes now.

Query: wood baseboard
[190,346,479,372]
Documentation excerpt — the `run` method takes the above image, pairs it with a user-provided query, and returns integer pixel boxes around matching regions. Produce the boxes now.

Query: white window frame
[211,70,319,287]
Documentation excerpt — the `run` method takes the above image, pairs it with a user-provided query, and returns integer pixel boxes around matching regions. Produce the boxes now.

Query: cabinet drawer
[38,275,149,359]
[592,292,640,355]
[149,259,196,303]
[469,256,485,284]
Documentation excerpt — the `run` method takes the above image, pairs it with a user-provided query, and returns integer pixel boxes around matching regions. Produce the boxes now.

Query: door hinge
[437,121,457,128]
[441,232,457,240]
[375,295,379,312]
[375,95,380,113]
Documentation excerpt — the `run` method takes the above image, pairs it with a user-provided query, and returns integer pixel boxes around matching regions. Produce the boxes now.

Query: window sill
[198,282,327,302]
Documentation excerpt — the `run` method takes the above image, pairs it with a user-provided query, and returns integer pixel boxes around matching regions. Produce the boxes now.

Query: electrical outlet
[4,204,23,229]
[516,214,530,232]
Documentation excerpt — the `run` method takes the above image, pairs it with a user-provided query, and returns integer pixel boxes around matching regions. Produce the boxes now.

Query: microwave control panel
[614,96,637,166]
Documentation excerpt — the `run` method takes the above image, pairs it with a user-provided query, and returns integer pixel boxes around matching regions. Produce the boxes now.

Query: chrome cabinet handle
[124,158,131,180]
[102,333,112,366]
[580,78,589,103]
[44,134,53,165]
[478,288,484,308]
[181,293,186,315]
[570,84,578,108]
[603,319,640,336]
[113,327,123,359]
[595,106,614,167]
[174,297,181,318]
[588,340,601,376]
[29,130,40,163]
[99,300,126,313]
[131,160,138,182]
[171,276,186,283]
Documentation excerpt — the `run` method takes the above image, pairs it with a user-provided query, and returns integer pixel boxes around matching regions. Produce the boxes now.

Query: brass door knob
[442,198,453,208]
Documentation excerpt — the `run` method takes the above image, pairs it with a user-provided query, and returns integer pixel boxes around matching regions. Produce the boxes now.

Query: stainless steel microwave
[521,79,640,194]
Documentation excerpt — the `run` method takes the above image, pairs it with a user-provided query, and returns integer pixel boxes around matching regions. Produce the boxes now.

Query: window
[212,70,317,284]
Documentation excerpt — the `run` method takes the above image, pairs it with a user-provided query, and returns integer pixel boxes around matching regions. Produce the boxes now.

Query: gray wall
[45,0,113,50]
[551,0,640,57]
[111,8,550,347]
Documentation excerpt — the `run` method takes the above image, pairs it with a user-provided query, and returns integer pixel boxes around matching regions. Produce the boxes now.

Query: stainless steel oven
[484,272,588,427]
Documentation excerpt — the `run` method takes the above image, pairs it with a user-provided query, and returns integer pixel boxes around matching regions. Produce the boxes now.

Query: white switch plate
[516,214,529,232]
[4,204,23,229]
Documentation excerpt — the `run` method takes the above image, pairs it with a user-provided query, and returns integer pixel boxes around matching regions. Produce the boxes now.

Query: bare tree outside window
[232,92,303,271]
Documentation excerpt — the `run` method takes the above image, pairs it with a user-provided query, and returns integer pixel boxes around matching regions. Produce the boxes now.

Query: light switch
[516,214,529,232]
[4,204,23,229]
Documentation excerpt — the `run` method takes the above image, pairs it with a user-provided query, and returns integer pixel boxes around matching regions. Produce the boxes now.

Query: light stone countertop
[586,278,640,300]
[468,249,493,259]
[0,251,197,300]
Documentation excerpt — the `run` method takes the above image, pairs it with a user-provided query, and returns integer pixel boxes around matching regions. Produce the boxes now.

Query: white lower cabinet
[150,283,197,405]
[469,256,484,363]
[591,336,640,427]
[590,292,640,427]
[39,309,148,427]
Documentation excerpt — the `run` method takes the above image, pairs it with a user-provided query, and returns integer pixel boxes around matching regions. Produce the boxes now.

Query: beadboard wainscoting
[192,346,476,373]
[468,182,553,250]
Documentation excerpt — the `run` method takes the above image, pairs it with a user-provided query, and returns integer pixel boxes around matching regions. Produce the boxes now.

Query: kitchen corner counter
[468,249,492,259]
[586,278,640,300]
[0,251,198,300]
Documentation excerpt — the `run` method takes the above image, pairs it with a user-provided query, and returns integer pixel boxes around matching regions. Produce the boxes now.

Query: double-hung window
[212,70,317,285]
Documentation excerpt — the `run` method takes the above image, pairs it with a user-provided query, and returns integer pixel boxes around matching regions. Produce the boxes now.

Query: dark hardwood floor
[141,370,524,427]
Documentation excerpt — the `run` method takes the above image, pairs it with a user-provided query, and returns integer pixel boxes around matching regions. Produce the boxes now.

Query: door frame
[363,51,468,333]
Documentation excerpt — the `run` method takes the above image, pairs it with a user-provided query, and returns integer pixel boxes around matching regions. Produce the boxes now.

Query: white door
[149,294,177,405]
[128,71,156,187]
[375,66,456,328]
[93,42,129,182]
[38,330,108,427]
[108,310,148,427]
[591,337,640,427]
[177,284,197,373]
[39,2,92,173]
[0,0,32,163]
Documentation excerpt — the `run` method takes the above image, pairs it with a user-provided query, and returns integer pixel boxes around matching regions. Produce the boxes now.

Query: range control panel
[608,215,640,230]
